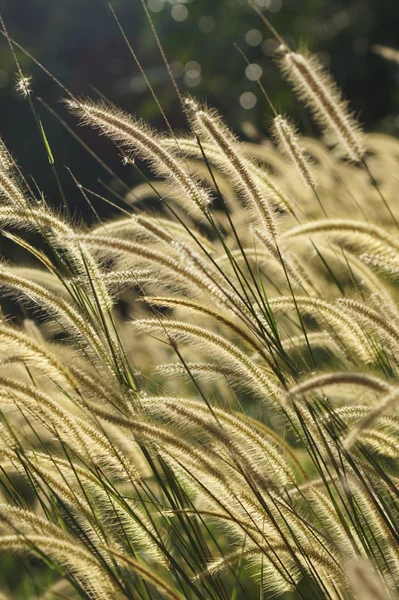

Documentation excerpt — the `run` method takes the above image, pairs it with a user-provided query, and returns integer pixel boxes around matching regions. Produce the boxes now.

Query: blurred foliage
[0,0,398,218]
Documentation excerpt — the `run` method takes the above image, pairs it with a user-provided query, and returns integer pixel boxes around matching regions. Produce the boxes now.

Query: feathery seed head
[272,115,315,188]
[68,99,212,213]
[15,74,32,98]
[183,96,200,116]
[346,558,396,600]
[0,141,13,172]
[372,44,399,65]
[188,103,278,238]
[278,48,364,162]
[0,172,25,206]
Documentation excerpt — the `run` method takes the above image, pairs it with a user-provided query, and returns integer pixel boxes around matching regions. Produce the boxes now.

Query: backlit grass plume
[0,28,398,600]
[272,115,315,188]
[277,46,365,162]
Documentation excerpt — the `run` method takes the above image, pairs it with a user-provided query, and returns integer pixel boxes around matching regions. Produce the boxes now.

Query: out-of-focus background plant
[0,0,398,217]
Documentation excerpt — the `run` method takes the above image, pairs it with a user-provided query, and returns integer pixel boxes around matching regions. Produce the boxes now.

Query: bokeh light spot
[245,29,263,47]
[262,38,279,56]
[333,10,350,30]
[170,60,184,77]
[245,63,263,81]
[185,61,201,78]
[171,4,188,21]
[267,0,282,13]
[184,61,201,87]
[147,0,164,12]
[240,91,257,109]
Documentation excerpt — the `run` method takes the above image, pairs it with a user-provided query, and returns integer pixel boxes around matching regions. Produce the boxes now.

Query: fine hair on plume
[276,45,364,162]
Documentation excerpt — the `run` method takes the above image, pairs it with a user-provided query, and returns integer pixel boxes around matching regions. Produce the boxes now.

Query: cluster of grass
[0,9,398,600]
